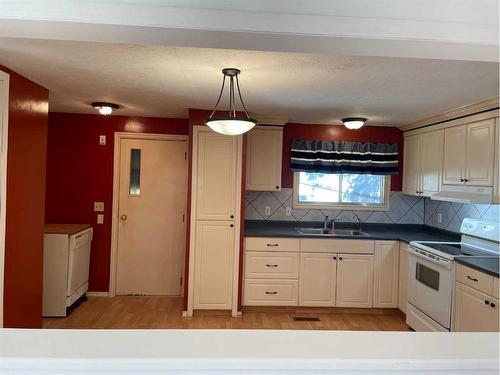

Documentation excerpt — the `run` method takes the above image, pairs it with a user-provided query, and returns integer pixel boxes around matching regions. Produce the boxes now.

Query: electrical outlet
[94,201,104,212]
[97,214,104,224]
[437,212,443,224]
[285,206,292,216]
[99,135,106,145]
[264,206,271,216]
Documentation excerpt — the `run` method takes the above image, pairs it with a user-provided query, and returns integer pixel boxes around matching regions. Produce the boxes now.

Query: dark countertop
[455,257,499,278]
[244,220,461,244]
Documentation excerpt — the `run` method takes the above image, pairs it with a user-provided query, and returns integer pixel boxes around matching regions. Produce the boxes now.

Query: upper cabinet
[246,126,283,191]
[403,129,443,196]
[443,119,495,186]
[195,130,239,220]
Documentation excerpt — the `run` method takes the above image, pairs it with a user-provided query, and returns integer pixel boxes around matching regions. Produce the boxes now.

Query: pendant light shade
[342,117,367,130]
[206,68,257,135]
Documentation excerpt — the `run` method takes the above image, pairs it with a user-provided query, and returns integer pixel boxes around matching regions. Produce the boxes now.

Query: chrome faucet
[323,215,334,231]
[352,212,362,231]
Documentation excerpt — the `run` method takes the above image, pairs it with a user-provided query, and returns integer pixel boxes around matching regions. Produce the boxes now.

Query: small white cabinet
[443,119,495,186]
[454,282,499,332]
[398,242,409,314]
[453,264,499,332]
[403,130,443,196]
[299,252,337,306]
[373,241,399,308]
[336,254,374,308]
[246,126,283,191]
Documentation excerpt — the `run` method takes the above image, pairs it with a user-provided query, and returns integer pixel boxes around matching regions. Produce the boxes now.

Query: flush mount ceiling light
[92,102,120,115]
[206,68,257,136]
[342,117,367,130]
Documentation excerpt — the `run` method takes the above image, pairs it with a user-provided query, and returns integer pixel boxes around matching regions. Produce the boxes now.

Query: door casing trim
[0,70,10,327]
[109,132,188,297]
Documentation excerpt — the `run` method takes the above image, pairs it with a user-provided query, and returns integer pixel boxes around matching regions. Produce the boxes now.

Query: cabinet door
[336,254,373,308]
[193,221,235,309]
[443,125,467,185]
[299,253,336,307]
[195,129,238,220]
[246,127,283,191]
[398,243,409,314]
[453,282,499,332]
[402,135,421,195]
[466,119,495,186]
[420,130,443,196]
[373,241,399,308]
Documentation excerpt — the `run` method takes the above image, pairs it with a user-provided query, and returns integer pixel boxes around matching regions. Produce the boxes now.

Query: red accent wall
[282,123,404,190]
[1,66,49,328]
[45,113,188,292]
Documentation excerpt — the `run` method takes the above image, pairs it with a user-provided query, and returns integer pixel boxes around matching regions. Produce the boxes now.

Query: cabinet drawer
[300,239,374,254]
[243,279,298,306]
[456,264,494,296]
[493,277,499,299]
[245,252,299,279]
[244,237,300,252]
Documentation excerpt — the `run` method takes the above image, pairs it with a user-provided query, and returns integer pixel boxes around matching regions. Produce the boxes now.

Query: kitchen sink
[295,227,370,237]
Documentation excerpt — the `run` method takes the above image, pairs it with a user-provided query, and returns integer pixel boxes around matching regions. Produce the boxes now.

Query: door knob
[120,214,128,221]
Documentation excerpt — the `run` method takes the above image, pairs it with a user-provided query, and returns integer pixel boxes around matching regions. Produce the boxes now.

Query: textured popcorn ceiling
[0,39,498,126]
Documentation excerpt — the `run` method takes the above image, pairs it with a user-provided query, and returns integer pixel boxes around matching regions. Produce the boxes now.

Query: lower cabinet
[299,253,373,308]
[398,242,409,314]
[336,254,374,308]
[373,241,399,308]
[453,282,499,332]
[193,221,235,310]
[243,237,400,309]
[299,253,337,306]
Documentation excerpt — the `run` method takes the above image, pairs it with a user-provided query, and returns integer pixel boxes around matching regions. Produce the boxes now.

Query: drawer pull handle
[265,291,277,295]
[491,303,496,308]
[266,264,278,267]
[485,300,490,305]
[266,244,279,247]
[467,276,479,282]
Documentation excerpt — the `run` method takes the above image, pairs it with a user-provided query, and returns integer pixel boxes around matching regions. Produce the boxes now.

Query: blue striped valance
[291,140,399,175]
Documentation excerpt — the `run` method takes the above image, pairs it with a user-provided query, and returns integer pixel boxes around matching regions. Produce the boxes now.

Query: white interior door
[116,137,187,296]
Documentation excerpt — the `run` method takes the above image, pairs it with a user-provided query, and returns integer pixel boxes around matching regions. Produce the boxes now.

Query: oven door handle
[408,247,452,269]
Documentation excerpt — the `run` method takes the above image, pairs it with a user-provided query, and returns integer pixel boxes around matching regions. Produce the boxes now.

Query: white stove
[406,218,499,332]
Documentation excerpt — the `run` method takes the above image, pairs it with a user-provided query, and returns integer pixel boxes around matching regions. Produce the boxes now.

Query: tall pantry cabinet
[186,126,243,317]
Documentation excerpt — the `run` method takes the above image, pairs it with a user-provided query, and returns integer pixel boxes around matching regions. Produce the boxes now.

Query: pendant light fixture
[206,68,257,135]
[92,102,120,115]
[342,117,367,130]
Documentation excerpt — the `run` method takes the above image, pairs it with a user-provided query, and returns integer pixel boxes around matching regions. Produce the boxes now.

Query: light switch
[285,207,292,216]
[97,214,104,224]
[99,135,106,145]
[264,206,271,216]
[94,201,104,212]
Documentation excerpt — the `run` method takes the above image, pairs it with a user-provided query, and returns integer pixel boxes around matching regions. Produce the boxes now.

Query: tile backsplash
[245,189,424,224]
[424,197,499,232]
[245,189,499,232]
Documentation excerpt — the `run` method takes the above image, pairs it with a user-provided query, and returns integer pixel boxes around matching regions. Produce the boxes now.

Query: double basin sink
[295,227,370,237]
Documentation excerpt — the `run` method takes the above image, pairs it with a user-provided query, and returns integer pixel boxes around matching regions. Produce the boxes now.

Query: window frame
[292,172,391,211]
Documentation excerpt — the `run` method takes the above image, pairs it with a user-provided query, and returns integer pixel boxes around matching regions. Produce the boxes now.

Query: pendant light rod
[208,68,252,120]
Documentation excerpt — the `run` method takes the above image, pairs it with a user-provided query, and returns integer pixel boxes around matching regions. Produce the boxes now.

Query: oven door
[407,247,453,329]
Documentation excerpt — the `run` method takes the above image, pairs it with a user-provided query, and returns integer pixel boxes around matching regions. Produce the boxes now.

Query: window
[129,148,141,196]
[293,172,390,210]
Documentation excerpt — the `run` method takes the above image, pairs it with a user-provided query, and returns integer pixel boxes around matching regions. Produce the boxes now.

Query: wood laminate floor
[43,297,410,331]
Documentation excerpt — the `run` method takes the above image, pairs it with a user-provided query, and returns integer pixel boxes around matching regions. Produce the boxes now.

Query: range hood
[431,185,493,204]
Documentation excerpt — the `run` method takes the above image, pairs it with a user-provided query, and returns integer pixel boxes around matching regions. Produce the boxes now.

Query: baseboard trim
[86,292,109,297]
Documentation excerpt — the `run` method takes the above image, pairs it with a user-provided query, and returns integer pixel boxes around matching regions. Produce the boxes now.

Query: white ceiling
[0,38,498,126]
